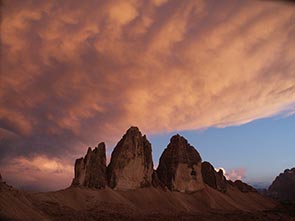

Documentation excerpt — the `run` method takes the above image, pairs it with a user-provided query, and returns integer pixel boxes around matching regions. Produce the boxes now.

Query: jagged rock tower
[107,126,154,190]
[157,134,204,192]
[70,127,257,194]
[72,142,106,189]
[201,161,227,193]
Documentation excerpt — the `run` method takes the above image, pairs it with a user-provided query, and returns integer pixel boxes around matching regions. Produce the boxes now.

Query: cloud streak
[0,0,294,190]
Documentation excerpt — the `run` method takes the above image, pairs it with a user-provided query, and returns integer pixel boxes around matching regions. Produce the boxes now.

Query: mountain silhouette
[0,127,294,221]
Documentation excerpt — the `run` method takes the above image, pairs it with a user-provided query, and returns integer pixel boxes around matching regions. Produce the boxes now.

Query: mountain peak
[124,126,142,137]
[157,134,203,192]
[268,166,295,203]
[107,127,153,190]
[201,161,227,193]
[167,134,202,163]
[170,134,188,144]
[72,142,106,189]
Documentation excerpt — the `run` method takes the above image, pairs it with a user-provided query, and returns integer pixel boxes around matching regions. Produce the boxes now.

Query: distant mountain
[1,126,293,221]
[268,167,295,203]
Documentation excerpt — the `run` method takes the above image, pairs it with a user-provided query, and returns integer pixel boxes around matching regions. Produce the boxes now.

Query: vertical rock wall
[72,142,106,189]
[107,127,154,190]
[157,134,204,192]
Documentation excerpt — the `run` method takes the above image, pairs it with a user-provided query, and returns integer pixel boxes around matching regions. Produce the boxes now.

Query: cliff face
[157,134,204,193]
[72,142,106,189]
[268,167,295,203]
[201,161,227,193]
[70,126,257,195]
[107,127,154,190]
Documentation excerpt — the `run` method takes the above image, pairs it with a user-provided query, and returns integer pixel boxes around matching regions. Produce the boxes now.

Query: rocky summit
[201,161,227,193]
[268,167,295,203]
[107,126,154,190]
[3,126,292,221]
[157,134,204,192]
[70,126,259,195]
[72,142,106,189]
[231,180,257,193]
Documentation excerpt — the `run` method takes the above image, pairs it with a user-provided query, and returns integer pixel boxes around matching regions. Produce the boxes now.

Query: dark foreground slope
[0,181,293,221]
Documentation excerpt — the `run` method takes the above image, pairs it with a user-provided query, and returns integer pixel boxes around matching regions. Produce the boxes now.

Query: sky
[149,115,295,189]
[0,0,294,191]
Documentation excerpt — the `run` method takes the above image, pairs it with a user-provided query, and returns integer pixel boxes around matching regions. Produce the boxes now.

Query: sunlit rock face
[157,135,204,193]
[107,127,154,190]
[201,161,227,193]
[72,142,106,189]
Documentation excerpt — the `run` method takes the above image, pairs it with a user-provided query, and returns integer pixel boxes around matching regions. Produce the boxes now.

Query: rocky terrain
[156,134,204,192]
[107,127,153,190]
[72,142,107,189]
[0,127,294,221]
[201,161,227,193]
[268,167,295,203]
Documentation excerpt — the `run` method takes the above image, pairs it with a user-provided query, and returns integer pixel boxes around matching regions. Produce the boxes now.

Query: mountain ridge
[1,126,293,221]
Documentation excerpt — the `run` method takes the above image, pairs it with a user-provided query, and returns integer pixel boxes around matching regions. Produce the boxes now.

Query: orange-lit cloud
[2,155,73,191]
[0,0,294,189]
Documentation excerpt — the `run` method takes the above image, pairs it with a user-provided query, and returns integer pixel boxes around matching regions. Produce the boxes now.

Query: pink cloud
[1,0,294,142]
[216,167,246,181]
[1,155,73,191]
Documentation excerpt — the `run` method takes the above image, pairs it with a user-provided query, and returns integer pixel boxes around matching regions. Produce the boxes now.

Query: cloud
[226,168,247,181]
[215,167,246,181]
[1,155,73,191]
[0,0,294,190]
